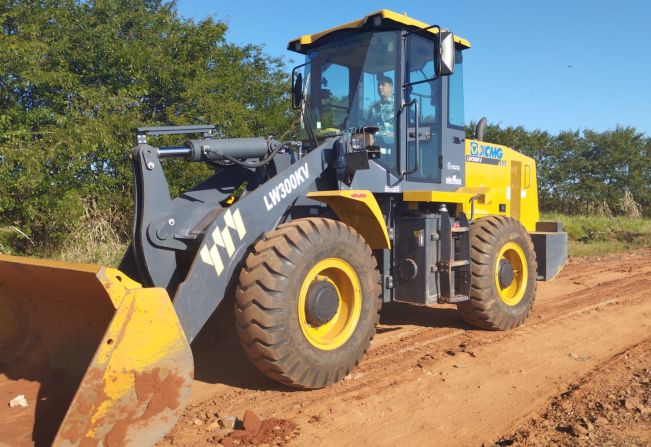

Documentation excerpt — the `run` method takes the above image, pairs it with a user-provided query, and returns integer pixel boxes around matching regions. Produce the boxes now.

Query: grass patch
[542,213,651,257]
[52,207,128,267]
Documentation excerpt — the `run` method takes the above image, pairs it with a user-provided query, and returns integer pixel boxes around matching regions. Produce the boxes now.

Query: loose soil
[493,338,651,446]
[158,248,651,446]
[220,410,298,447]
[3,249,649,446]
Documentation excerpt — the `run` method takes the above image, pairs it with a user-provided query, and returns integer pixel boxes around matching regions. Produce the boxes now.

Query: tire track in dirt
[492,337,651,446]
[160,249,651,446]
[350,264,651,377]
[368,252,651,357]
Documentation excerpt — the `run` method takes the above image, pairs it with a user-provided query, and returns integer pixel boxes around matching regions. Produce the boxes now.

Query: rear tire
[235,218,381,388]
[457,216,537,330]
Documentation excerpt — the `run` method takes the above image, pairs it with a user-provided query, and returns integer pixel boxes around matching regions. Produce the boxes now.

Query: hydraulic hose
[213,141,297,168]
[184,138,297,168]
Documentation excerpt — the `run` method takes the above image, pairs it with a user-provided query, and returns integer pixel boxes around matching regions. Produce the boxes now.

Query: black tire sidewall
[460,216,538,330]
[488,226,537,318]
[280,229,378,369]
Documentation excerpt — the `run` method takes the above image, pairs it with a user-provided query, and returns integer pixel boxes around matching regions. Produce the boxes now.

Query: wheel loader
[0,10,567,446]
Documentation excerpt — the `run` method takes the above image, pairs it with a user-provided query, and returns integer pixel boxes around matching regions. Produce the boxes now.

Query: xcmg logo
[470,141,503,159]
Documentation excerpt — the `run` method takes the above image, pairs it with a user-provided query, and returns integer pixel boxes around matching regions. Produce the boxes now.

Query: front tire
[457,216,537,330]
[235,218,381,389]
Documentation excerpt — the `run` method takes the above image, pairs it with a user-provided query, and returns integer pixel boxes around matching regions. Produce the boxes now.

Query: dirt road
[160,249,651,446]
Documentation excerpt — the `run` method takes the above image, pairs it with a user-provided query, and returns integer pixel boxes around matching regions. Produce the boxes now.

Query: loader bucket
[0,255,193,446]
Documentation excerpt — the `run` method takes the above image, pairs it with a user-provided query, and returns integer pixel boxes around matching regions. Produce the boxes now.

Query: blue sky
[177,1,651,135]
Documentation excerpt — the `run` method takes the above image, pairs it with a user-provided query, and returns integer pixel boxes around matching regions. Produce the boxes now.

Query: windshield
[297,31,399,172]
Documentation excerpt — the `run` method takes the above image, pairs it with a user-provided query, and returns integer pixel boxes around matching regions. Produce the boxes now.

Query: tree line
[467,124,650,218]
[1,1,648,256]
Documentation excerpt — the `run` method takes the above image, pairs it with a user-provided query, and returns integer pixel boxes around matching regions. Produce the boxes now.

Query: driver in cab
[367,75,396,168]
[368,75,395,141]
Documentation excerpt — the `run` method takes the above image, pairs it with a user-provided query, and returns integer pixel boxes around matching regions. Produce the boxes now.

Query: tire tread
[457,216,538,331]
[235,218,381,389]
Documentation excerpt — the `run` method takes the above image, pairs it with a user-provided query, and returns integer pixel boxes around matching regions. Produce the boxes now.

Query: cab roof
[288,9,471,53]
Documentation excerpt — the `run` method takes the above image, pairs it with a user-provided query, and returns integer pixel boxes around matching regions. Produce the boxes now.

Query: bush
[0,1,292,257]
[542,213,651,257]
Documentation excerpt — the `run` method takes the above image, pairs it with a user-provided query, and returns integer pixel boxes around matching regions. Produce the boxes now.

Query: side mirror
[436,30,455,77]
[292,71,303,109]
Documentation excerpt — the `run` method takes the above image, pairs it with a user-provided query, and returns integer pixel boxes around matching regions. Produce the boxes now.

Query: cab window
[320,63,349,131]
[448,49,465,129]
[406,34,442,182]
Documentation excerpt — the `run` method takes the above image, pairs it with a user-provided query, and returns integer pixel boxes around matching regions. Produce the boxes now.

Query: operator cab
[289,10,469,191]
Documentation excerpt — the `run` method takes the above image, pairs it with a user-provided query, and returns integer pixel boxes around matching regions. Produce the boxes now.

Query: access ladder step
[448,294,470,303]
[438,212,472,304]
[449,260,469,268]
[438,260,469,269]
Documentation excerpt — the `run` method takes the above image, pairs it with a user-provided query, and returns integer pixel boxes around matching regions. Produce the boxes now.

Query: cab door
[440,48,466,189]
[402,36,467,190]
[404,34,442,183]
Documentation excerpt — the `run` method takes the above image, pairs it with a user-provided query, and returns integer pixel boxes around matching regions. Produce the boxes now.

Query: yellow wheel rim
[298,258,362,350]
[495,242,528,306]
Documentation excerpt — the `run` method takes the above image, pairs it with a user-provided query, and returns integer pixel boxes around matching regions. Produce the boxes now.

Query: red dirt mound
[220,409,299,447]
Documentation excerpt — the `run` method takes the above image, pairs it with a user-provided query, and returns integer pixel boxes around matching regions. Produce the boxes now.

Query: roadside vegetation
[542,213,651,257]
[540,189,651,257]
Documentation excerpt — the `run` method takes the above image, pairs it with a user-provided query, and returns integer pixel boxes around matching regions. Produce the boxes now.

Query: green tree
[0,0,292,255]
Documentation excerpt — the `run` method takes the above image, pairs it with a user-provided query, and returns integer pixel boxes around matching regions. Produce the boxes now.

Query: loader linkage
[0,9,566,446]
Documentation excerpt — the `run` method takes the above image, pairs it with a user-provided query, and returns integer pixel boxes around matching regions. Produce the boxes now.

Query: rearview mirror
[292,71,303,110]
[436,31,455,77]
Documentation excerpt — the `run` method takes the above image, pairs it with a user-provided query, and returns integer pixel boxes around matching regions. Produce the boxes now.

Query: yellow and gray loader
[0,10,567,446]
